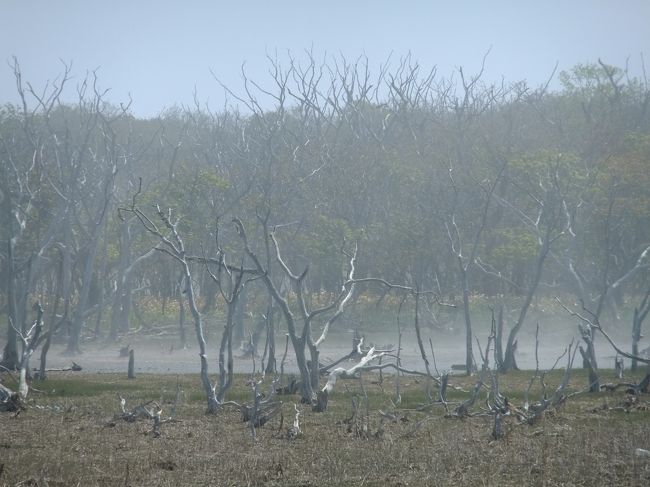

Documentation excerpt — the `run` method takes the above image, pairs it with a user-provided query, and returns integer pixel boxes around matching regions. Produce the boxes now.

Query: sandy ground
[10,324,641,376]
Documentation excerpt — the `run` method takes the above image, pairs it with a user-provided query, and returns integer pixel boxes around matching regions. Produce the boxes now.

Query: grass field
[2,369,650,486]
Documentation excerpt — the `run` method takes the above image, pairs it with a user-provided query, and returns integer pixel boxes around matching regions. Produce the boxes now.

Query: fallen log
[33,362,82,377]
[315,347,384,412]
[112,393,175,437]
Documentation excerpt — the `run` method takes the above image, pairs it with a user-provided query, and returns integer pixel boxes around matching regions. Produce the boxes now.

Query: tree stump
[128,349,135,379]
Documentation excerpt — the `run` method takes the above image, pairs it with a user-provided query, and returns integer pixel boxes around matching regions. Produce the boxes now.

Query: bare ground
[1,371,650,486]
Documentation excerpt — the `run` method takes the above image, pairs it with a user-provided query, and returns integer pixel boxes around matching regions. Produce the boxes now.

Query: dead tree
[558,298,650,393]
[0,59,73,369]
[114,394,175,438]
[444,159,507,375]
[203,248,247,404]
[346,278,450,381]
[547,62,650,325]
[453,327,496,417]
[66,166,116,354]
[1,302,46,407]
[124,191,261,412]
[241,378,281,442]
[0,59,153,362]
[313,283,450,412]
[232,217,357,405]
[493,157,573,372]
[554,180,650,336]
[127,349,135,379]
[316,347,385,412]
[523,342,579,423]
[122,201,220,413]
[108,216,156,341]
[0,382,21,412]
[632,287,650,372]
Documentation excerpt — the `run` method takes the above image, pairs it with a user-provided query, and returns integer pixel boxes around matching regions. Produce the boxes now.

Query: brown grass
[1,370,650,486]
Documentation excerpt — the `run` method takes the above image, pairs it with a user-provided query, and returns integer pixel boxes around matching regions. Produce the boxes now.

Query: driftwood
[523,342,579,424]
[319,334,365,375]
[241,398,280,428]
[276,377,300,395]
[242,378,281,441]
[0,382,22,412]
[453,379,483,417]
[591,393,650,413]
[448,326,578,441]
[0,303,47,400]
[33,362,82,379]
[2,361,81,413]
[111,393,176,437]
[286,404,301,440]
[315,347,385,412]
[599,373,650,395]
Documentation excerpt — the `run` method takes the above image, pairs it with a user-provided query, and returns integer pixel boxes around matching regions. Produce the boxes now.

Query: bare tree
[444,164,506,374]
[203,242,248,403]
[232,217,357,405]
[632,287,650,372]
[493,156,573,371]
[0,59,73,368]
[121,200,221,412]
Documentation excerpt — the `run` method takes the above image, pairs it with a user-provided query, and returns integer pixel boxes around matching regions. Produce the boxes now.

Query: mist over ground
[1,1,649,413]
[3,5,650,487]
[13,311,639,375]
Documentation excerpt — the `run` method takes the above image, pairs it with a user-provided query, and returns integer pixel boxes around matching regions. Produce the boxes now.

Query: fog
[23,316,639,376]
[2,3,649,383]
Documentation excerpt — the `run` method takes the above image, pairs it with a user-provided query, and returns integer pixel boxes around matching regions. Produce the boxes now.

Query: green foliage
[490,228,538,268]
[559,62,623,96]
[2,58,649,345]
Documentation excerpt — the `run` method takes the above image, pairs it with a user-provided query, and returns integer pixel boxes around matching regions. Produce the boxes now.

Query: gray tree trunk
[67,195,110,354]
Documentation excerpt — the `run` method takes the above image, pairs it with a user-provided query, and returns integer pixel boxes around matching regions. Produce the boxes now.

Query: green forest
[1,56,649,388]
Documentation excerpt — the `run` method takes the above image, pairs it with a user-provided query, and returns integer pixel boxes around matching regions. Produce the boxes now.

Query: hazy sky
[2,1,649,117]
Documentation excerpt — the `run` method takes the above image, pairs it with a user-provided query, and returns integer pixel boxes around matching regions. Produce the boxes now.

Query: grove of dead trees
[2,55,650,444]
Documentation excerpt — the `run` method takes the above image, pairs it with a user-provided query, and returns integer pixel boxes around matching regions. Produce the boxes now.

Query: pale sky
[2,0,649,117]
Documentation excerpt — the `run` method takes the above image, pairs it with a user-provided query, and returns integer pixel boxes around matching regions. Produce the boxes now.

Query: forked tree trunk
[67,197,110,354]
[502,241,549,372]
[183,261,219,413]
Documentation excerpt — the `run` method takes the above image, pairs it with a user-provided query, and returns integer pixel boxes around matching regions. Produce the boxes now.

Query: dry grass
[2,370,650,486]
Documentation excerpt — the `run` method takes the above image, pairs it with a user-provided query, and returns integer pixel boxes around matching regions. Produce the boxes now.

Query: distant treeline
[1,57,649,362]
